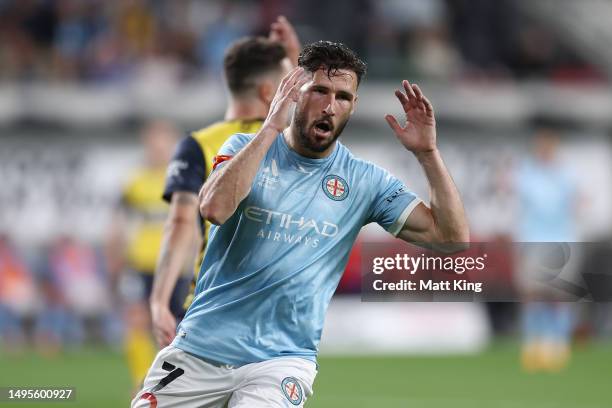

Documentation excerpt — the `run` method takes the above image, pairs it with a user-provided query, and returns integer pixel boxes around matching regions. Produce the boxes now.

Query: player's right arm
[199,67,310,225]
[150,136,204,347]
[150,192,200,347]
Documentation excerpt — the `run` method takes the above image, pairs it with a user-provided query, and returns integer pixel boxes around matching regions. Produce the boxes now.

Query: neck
[147,160,168,171]
[225,97,267,121]
[285,122,336,159]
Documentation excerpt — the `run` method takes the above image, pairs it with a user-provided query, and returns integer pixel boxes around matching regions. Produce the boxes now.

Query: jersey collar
[278,131,339,166]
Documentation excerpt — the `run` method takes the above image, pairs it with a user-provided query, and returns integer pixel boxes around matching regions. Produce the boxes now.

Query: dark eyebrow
[310,84,354,100]
[310,84,329,92]
[337,90,354,100]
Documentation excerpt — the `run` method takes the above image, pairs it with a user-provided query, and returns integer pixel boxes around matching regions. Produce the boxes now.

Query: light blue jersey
[515,160,576,242]
[173,133,420,366]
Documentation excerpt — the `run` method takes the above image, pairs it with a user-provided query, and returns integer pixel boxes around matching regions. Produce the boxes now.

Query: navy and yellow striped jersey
[121,167,168,273]
[162,119,263,305]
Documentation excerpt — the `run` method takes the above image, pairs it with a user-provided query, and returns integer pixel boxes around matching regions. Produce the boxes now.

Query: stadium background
[1,0,611,407]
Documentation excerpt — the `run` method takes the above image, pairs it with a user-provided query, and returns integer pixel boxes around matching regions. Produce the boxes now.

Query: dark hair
[298,41,367,85]
[223,37,287,95]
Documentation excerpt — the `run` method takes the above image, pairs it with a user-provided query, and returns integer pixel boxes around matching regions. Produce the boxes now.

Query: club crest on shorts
[322,174,349,201]
[281,377,303,405]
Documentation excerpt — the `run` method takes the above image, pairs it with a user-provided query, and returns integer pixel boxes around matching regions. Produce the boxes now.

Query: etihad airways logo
[244,206,339,247]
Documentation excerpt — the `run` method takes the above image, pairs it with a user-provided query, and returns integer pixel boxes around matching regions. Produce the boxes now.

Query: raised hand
[263,66,310,132]
[269,16,301,66]
[385,80,437,155]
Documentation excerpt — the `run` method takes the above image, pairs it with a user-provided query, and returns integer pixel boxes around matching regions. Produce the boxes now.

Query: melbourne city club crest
[281,377,303,405]
[322,174,349,201]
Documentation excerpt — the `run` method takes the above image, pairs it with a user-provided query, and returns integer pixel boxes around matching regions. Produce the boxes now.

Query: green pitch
[310,342,611,408]
[0,342,609,407]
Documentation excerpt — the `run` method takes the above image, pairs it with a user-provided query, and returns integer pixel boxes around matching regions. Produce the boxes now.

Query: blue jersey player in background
[133,41,469,408]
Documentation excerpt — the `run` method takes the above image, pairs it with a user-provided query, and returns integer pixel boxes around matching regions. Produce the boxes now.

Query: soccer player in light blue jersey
[133,41,469,408]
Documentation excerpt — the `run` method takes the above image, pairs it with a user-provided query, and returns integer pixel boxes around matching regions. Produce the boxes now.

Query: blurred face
[142,121,178,167]
[293,68,358,154]
[533,130,559,163]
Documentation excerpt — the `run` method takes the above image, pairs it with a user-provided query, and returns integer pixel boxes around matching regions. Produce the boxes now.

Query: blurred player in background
[150,16,301,348]
[106,120,179,386]
[514,128,580,372]
[133,41,469,407]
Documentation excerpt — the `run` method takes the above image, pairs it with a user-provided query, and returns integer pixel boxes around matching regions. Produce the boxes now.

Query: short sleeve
[367,167,421,236]
[162,135,206,202]
[212,133,254,170]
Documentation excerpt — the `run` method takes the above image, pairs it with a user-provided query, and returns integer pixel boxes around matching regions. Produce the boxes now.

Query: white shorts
[131,346,318,408]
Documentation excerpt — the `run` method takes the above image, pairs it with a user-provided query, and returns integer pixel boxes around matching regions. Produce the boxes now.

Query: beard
[294,110,349,153]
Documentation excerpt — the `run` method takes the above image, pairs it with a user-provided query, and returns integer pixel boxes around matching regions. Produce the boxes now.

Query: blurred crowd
[0,234,122,353]
[0,0,604,84]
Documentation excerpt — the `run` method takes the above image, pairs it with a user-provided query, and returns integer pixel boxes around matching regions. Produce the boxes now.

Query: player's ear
[258,80,275,105]
[350,95,358,115]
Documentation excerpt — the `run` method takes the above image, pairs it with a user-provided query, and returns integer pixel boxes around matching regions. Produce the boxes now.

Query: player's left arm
[385,80,469,247]
[104,194,129,290]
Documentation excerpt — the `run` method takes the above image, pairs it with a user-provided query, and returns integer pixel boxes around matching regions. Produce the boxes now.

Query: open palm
[385,80,437,154]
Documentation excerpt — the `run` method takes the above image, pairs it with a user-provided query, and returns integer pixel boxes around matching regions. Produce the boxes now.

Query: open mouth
[313,120,333,136]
